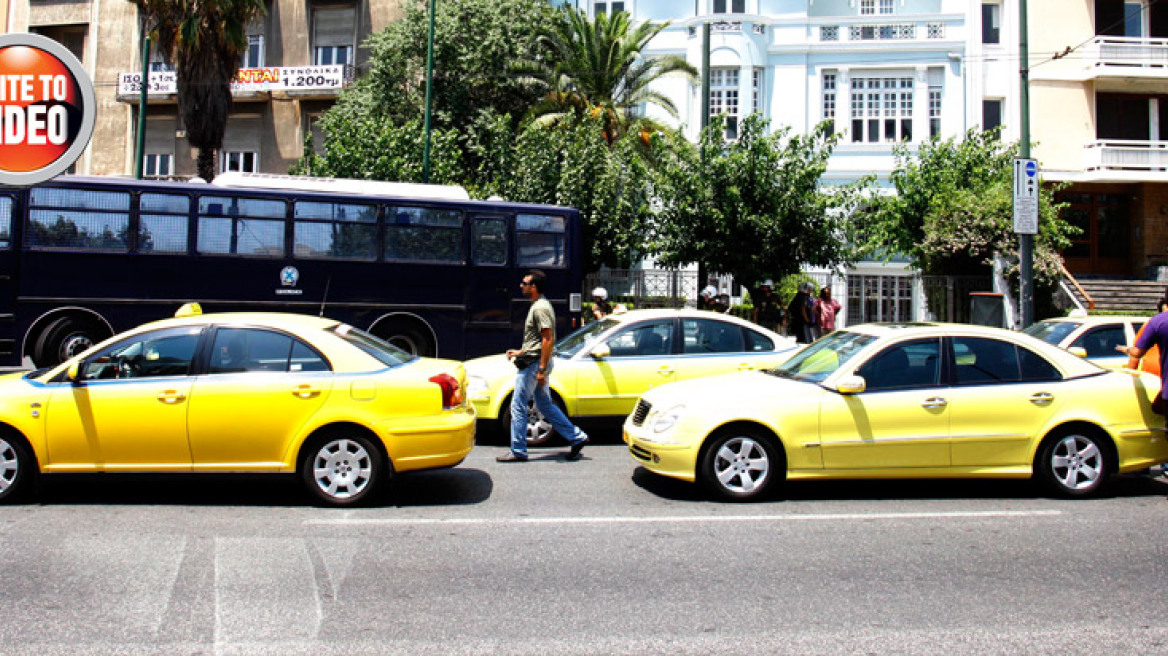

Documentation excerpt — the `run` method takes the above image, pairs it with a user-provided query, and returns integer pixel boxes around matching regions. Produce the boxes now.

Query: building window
[982,3,1001,44]
[850,76,913,144]
[880,0,894,13]
[710,68,739,139]
[847,274,913,323]
[1124,0,1147,37]
[221,151,259,173]
[929,87,942,138]
[823,73,836,135]
[241,34,264,68]
[313,4,355,67]
[594,1,627,16]
[144,154,174,178]
[983,99,1003,132]
[860,0,875,15]
[713,0,745,14]
[752,68,763,115]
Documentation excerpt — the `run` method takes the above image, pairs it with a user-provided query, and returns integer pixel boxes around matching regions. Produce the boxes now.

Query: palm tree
[132,0,266,181]
[516,8,697,145]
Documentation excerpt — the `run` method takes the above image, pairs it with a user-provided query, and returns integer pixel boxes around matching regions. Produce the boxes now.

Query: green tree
[515,8,698,145]
[133,0,266,182]
[651,114,868,297]
[861,129,1075,285]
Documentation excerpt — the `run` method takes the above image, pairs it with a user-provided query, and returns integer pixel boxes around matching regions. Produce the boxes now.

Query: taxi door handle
[1030,392,1054,405]
[657,366,675,376]
[292,384,321,399]
[157,390,186,404]
[921,397,948,409]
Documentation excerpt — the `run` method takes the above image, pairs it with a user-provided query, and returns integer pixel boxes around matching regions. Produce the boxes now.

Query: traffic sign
[1013,158,1038,234]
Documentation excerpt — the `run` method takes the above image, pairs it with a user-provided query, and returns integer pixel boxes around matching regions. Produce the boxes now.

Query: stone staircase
[1067,278,1165,314]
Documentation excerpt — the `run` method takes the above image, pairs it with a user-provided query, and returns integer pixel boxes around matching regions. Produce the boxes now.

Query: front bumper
[623,419,700,483]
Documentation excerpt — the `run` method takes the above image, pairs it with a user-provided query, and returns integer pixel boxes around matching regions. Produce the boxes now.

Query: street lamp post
[1018,0,1034,327]
[422,0,436,184]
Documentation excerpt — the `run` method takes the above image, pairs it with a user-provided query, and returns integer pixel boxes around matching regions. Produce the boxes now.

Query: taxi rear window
[330,324,416,367]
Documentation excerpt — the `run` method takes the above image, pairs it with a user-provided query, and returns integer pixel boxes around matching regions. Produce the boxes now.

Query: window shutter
[313,5,356,48]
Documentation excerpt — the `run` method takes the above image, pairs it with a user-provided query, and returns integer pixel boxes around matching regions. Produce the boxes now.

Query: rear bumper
[378,405,477,472]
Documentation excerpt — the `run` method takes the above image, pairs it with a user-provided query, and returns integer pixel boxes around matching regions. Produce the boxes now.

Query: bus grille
[631,399,651,426]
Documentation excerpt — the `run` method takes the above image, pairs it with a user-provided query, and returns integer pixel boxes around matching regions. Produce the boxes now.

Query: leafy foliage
[861,129,1075,285]
[650,114,868,297]
[133,0,266,181]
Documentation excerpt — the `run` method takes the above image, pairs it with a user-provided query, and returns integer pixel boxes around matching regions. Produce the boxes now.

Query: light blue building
[565,0,1012,325]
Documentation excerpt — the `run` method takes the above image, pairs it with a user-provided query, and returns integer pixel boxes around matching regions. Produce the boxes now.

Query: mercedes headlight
[652,404,686,434]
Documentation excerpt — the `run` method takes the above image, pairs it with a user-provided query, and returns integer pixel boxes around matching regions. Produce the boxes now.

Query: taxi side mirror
[836,375,866,394]
[1067,347,1088,359]
[66,362,80,382]
[590,343,611,359]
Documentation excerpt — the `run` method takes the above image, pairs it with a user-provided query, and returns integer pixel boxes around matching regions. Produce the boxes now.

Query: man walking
[497,270,589,462]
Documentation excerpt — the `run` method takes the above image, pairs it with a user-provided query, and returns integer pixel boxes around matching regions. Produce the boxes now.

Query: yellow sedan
[0,309,475,506]
[625,323,1168,501]
[466,309,798,445]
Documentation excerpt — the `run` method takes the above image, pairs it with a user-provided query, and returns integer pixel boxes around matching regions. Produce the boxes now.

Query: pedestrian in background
[814,286,841,336]
[788,283,815,344]
[753,279,782,333]
[590,286,612,322]
[497,270,589,463]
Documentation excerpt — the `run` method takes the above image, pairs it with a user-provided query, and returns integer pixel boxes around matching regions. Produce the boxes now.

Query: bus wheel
[33,316,105,367]
[376,322,435,358]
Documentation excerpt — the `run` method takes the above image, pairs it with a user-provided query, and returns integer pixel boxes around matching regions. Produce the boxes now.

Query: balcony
[1083,37,1168,90]
[1083,140,1168,180]
[115,64,354,104]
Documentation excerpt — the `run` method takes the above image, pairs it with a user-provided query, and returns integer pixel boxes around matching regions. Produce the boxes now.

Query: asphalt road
[1,434,1166,656]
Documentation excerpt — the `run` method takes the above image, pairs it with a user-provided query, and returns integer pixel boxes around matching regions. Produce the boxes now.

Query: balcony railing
[1084,139,1168,172]
[1084,36,1168,71]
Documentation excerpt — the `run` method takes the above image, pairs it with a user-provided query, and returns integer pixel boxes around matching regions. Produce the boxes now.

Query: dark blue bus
[0,173,583,367]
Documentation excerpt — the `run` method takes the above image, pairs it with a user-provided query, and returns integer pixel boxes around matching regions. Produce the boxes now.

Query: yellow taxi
[0,307,475,506]
[465,309,798,445]
[624,323,1168,501]
[1022,314,1148,368]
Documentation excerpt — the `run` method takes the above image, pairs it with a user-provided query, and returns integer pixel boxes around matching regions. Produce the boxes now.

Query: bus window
[516,213,566,268]
[472,217,507,266]
[0,198,11,248]
[140,193,191,254]
[385,206,462,263]
[197,195,286,257]
[293,200,377,260]
[27,188,131,251]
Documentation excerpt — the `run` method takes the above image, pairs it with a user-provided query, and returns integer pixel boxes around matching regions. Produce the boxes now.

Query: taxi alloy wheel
[302,433,382,507]
[1038,429,1108,498]
[0,435,34,503]
[501,397,561,447]
[700,428,783,501]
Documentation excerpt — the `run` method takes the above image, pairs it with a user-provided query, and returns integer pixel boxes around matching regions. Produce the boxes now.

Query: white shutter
[313,5,356,48]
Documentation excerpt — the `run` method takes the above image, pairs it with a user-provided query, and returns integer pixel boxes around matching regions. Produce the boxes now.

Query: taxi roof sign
[175,302,203,318]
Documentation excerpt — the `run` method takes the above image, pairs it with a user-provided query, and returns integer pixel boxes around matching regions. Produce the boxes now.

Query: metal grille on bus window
[28,210,130,252]
[0,197,11,248]
[31,188,130,211]
[198,196,285,218]
[197,218,284,256]
[293,201,378,260]
[516,214,566,268]
[472,217,507,266]
[139,193,190,254]
[384,206,463,262]
[141,193,190,214]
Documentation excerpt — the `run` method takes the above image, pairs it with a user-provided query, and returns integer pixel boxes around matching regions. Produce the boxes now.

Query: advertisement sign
[0,33,96,186]
[117,65,346,96]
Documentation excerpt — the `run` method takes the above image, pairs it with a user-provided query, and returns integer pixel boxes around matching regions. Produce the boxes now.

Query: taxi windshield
[1022,320,1080,345]
[769,331,876,383]
[329,324,416,367]
[556,318,620,357]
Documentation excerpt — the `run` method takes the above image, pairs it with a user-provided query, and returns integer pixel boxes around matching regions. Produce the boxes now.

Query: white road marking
[214,538,321,652]
[305,509,1062,527]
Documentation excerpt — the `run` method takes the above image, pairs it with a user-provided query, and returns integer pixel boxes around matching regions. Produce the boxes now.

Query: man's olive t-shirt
[520,296,555,356]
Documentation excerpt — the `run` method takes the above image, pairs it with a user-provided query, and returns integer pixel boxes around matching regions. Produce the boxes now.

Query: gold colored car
[466,309,798,445]
[0,308,475,506]
[625,323,1168,501]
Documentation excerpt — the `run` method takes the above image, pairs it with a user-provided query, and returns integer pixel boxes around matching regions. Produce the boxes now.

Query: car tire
[699,427,784,502]
[0,433,36,503]
[300,432,385,507]
[500,394,564,447]
[1036,428,1110,498]
[34,316,104,367]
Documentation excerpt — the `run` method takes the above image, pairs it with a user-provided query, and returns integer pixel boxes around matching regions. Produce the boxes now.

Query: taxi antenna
[319,277,331,317]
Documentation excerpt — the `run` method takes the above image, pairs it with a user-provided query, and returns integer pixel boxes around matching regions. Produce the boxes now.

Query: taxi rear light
[429,373,462,409]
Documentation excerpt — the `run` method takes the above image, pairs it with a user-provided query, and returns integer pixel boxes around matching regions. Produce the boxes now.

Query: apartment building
[6,0,403,178]
[1029,0,1168,280]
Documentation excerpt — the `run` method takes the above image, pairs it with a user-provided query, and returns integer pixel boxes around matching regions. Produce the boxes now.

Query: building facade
[6,0,403,178]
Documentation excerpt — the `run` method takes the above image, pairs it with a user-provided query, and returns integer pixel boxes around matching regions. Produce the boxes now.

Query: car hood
[463,353,516,382]
[640,370,821,411]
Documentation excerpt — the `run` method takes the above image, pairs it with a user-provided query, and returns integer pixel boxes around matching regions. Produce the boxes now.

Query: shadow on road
[631,466,1168,503]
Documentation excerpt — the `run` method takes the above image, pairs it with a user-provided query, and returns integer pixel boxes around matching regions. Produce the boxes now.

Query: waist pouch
[513,353,539,370]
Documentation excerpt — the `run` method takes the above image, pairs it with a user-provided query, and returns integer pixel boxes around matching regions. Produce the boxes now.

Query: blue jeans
[509,364,586,457]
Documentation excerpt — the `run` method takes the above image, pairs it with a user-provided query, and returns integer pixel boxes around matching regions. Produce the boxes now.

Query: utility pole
[134,31,150,179]
[1018,0,1034,327]
[422,0,436,183]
